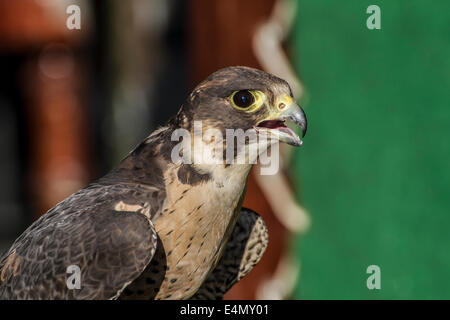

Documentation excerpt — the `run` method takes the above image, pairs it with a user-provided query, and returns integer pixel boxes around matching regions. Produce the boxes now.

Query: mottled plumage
[0,66,306,300]
[191,208,268,300]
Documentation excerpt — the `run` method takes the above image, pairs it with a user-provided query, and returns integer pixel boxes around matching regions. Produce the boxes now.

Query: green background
[290,0,450,299]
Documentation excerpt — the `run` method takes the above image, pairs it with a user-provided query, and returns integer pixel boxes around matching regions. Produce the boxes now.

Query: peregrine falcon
[0,66,307,300]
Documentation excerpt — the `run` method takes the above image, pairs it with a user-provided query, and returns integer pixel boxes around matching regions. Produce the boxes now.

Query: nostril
[278,103,286,110]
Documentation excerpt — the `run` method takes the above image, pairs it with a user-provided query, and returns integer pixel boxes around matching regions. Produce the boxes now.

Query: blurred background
[0,0,449,299]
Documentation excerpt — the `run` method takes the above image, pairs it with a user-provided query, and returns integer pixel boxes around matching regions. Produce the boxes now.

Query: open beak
[256,101,307,147]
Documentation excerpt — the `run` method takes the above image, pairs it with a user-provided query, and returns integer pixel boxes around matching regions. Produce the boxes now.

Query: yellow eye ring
[230,90,264,112]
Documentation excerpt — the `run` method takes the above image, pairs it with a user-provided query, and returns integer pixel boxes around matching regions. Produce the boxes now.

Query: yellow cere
[262,94,295,121]
[277,94,294,110]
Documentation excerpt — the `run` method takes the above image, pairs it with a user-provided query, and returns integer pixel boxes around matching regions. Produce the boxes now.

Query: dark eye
[232,90,254,109]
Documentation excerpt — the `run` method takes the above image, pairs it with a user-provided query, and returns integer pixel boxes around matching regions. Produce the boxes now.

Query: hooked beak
[256,100,307,147]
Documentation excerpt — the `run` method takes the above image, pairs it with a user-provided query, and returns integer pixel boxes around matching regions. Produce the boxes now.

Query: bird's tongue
[257,120,286,129]
[256,119,300,142]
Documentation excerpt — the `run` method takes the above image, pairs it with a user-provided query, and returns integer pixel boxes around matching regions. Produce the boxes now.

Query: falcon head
[175,66,307,149]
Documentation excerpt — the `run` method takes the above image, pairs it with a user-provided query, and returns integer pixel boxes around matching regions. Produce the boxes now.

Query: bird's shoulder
[0,182,162,299]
